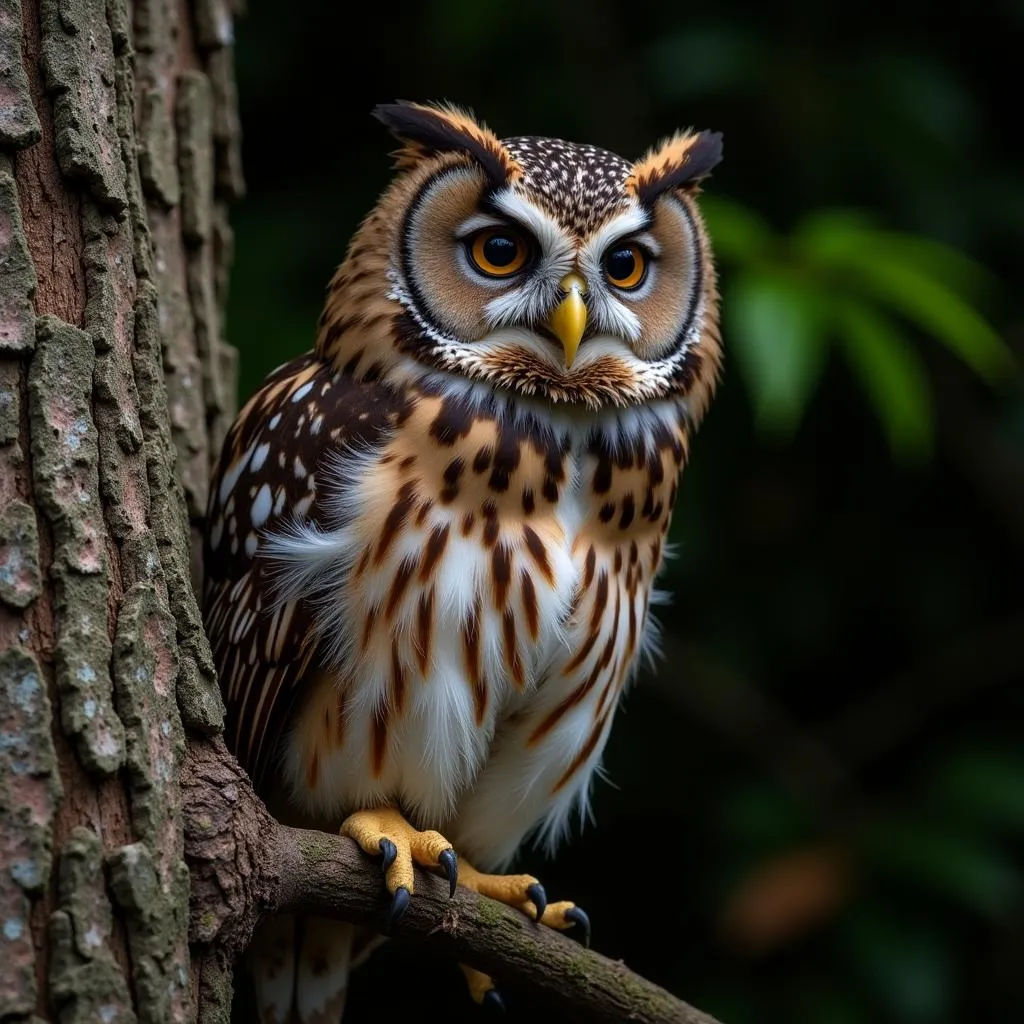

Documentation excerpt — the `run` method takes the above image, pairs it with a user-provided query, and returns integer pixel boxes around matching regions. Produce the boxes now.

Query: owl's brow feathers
[626,130,724,205]
[374,101,521,187]
[375,99,724,211]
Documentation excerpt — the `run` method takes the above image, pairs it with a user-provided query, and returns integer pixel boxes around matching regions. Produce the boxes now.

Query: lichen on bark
[108,841,191,1024]
[48,828,136,1024]
[138,89,181,210]
[109,583,192,1021]
[118,0,224,734]
[0,647,60,1018]
[0,171,37,353]
[177,70,230,452]
[28,315,125,776]
[39,0,128,213]
[0,0,42,148]
[132,279,223,735]
[0,500,41,607]
[132,1,211,534]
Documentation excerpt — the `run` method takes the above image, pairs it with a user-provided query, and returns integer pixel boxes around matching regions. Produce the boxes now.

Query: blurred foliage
[228,2,1024,1022]
[705,199,1012,457]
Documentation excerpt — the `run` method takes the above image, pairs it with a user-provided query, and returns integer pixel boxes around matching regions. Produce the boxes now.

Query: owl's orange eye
[468,229,529,278]
[603,243,648,290]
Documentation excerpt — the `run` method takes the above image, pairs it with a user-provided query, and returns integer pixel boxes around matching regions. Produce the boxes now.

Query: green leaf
[700,197,775,263]
[790,210,1010,380]
[835,301,934,461]
[861,818,1021,917]
[865,232,994,297]
[852,255,1012,382]
[794,210,994,296]
[790,212,1010,381]
[791,208,880,261]
[727,270,827,436]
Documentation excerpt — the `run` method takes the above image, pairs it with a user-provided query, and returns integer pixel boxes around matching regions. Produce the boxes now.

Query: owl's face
[321,103,723,415]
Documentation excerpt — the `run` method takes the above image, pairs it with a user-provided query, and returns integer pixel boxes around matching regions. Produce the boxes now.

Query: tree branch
[182,738,722,1024]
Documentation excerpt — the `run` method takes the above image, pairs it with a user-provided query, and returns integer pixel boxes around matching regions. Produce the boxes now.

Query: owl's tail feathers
[251,915,355,1024]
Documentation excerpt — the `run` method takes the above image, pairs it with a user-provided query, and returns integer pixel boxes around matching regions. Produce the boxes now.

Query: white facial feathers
[457,191,673,344]
[395,168,708,406]
[477,189,574,329]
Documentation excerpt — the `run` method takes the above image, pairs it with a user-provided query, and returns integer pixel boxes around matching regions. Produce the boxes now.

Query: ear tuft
[627,130,723,204]
[373,100,520,185]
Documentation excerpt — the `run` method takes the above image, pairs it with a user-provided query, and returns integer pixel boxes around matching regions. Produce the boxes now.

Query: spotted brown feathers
[203,353,410,782]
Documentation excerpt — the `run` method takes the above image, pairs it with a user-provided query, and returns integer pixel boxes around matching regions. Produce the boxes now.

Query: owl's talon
[461,964,504,1010]
[526,882,547,922]
[457,862,588,943]
[482,988,506,1012]
[563,905,591,947]
[379,837,397,872]
[438,848,459,897]
[387,885,411,930]
[339,807,458,921]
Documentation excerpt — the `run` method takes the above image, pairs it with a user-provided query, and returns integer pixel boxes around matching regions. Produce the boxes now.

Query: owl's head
[320,101,723,417]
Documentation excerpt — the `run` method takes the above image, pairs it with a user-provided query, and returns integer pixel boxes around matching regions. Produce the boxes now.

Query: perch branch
[183,738,721,1024]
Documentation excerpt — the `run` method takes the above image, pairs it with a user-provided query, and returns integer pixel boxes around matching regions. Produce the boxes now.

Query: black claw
[438,848,459,898]
[482,988,506,1013]
[525,882,547,922]
[564,906,591,948]
[387,886,410,930]
[378,837,397,873]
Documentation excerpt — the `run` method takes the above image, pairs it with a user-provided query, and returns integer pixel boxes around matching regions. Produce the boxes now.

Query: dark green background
[227,2,1024,1021]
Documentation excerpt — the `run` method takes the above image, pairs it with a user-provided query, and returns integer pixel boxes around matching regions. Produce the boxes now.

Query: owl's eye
[467,228,530,278]
[603,243,648,291]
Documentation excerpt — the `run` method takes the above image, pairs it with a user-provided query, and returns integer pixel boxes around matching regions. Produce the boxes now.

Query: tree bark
[2,1,236,1021]
[0,3,723,1023]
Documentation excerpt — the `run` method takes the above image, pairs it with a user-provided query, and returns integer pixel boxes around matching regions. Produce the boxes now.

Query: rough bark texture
[0,2,723,1022]
[1,1,235,1021]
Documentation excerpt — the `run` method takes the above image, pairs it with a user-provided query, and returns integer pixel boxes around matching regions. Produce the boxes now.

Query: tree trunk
[0,3,723,1022]
[1,0,239,1020]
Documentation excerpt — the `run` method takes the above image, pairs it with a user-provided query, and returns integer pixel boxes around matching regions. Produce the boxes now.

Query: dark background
[227,2,1024,1021]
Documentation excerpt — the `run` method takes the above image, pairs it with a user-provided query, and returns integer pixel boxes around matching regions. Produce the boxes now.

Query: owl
[203,101,723,1021]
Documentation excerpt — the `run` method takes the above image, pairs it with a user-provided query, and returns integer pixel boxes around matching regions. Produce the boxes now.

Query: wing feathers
[203,352,407,789]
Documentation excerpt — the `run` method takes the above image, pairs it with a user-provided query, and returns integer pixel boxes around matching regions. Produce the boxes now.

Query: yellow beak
[548,273,588,368]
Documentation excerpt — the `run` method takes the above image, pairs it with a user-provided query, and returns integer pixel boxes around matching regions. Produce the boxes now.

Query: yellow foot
[459,861,591,947]
[339,807,458,929]
[460,964,505,1011]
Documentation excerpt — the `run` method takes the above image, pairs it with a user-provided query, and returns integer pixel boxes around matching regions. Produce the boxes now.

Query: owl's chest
[357,394,684,690]
[279,393,687,820]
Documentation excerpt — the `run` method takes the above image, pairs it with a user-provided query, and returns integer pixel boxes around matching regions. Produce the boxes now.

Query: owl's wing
[203,352,406,791]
